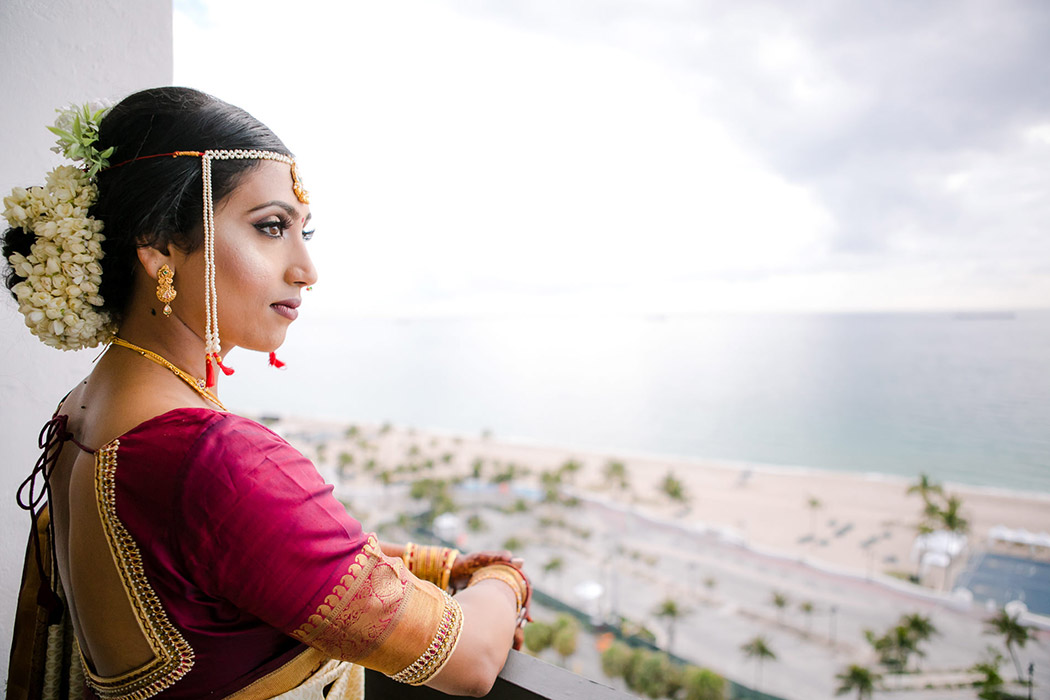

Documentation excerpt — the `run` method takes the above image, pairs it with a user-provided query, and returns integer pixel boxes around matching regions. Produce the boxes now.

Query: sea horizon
[223,309,1050,496]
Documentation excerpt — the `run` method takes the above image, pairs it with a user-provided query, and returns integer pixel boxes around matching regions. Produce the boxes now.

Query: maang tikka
[156,264,177,316]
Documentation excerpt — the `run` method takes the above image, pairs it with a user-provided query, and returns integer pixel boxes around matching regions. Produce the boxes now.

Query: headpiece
[4,102,309,386]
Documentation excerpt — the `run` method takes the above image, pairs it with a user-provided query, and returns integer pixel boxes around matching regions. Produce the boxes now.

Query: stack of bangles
[402,543,460,592]
[467,564,530,626]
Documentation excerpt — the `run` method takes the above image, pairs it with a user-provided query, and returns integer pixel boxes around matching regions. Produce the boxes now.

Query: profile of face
[165,160,317,353]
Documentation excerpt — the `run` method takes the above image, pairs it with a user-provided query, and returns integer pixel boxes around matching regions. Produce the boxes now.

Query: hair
[2,86,291,320]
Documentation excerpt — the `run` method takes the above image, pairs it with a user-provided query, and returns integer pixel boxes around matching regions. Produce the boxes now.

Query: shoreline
[260,406,1050,501]
[265,414,1050,586]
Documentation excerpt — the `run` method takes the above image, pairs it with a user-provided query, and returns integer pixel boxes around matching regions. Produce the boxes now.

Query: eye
[302,228,315,241]
[254,217,290,238]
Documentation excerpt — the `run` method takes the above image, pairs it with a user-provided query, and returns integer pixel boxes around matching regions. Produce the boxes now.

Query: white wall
[0,0,172,683]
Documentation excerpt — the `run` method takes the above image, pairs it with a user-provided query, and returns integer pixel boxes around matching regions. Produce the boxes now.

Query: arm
[424,580,519,696]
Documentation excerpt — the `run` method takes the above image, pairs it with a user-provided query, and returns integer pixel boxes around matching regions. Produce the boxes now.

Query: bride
[4,87,530,699]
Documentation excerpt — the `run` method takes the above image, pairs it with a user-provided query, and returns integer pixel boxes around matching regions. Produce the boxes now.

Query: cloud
[174,0,1050,315]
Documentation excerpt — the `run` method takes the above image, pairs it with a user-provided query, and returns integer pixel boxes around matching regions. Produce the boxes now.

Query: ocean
[223,310,1050,495]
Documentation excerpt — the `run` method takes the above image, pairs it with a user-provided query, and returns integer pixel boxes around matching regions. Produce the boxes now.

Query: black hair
[2,86,290,321]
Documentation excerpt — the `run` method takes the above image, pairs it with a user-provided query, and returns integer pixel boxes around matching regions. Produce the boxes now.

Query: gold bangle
[402,542,416,570]
[389,592,464,685]
[439,548,458,591]
[467,564,526,612]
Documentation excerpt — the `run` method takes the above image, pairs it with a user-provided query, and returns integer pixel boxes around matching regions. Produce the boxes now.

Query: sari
[9,408,460,699]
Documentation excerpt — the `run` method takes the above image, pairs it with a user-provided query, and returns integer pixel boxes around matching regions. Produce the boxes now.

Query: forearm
[379,540,405,559]
[425,580,518,696]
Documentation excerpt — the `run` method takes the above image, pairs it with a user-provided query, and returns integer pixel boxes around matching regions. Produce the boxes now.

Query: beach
[268,415,1050,698]
[273,416,1050,586]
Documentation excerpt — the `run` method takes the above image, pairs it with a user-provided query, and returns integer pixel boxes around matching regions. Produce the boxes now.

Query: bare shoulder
[60,356,219,452]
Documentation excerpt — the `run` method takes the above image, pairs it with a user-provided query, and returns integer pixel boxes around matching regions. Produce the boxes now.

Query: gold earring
[156,264,177,316]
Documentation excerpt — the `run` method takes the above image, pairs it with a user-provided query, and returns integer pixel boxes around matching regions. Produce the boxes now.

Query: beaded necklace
[110,337,227,411]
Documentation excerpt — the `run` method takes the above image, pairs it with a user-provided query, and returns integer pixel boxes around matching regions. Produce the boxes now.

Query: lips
[271,298,300,321]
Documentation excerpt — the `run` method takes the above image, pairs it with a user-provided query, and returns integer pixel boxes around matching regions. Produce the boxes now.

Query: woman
[3,87,530,699]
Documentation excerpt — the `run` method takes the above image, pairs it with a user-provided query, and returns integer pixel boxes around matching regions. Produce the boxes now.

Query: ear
[136,245,173,281]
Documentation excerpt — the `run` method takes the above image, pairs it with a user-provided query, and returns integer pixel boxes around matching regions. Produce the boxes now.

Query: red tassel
[205,356,216,388]
[214,353,235,376]
[268,351,286,369]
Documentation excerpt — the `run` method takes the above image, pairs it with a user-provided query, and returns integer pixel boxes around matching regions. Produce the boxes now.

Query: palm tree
[934,494,969,587]
[544,556,564,595]
[770,591,789,624]
[806,496,822,536]
[604,460,629,490]
[906,473,943,504]
[984,608,1031,682]
[799,601,815,633]
[936,494,969,535]
[653,598,687,653]
[835,664,880,700]
[970,647,1006,700]
[900,613,938,670]
[740,636,776,690]
[660,472,688,504]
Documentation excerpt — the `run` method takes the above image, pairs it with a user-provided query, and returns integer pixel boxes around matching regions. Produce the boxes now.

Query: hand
[511,575,533,651]
[449,550,517,591]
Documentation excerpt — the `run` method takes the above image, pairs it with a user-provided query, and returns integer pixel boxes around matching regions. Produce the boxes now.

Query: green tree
[984,608,1031,682]
[559,459,582,483]
[337,451,354,477]
[771,591,789,624]
[636,652,681,699]
[740,636,776,690]
[653,598,687,653]
[834,664,880,700]
[970,647,1006,700]
[466,513,486,532]
[544,556,564,594]
[624,648,649,694]
[552,616,578,667]
[660,472,688,503]
[906,473,943,504]
[799,601,815,633]
[470,457,484,479]
[901,612,938,669]
[864,625,917,673]
[523,621,553,656]
[600,641,632,680]
[681,666,726,700]
[806,496,822,536]
[934,494,970,586]
[502,536,524,551]
[604,460,629,490]
[344,424,360,439]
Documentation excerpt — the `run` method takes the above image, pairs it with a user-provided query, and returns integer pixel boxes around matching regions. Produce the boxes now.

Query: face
[172,160,317,353]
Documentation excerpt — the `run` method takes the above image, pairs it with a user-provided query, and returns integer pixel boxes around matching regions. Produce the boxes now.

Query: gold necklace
[110,337,227,411]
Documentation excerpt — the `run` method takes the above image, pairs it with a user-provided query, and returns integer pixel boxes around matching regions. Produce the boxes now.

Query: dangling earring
[156,264,177,316]
[269,352,286,369]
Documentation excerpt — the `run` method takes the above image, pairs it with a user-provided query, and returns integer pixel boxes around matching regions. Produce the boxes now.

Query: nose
[288,241,318,288]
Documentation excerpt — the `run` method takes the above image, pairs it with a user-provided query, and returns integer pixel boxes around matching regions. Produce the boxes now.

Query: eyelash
[254,216,315,241]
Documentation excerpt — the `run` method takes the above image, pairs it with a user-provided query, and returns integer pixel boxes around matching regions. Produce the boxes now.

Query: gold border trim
[83,440,194,700]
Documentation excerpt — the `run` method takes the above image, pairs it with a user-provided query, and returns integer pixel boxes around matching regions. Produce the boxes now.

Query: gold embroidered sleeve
[291,535,462,678]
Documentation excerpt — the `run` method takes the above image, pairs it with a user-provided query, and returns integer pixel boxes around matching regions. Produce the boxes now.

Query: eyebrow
[248,200,312,222]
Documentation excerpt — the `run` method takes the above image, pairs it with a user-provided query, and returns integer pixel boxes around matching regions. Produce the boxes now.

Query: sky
[173,0,1050,317]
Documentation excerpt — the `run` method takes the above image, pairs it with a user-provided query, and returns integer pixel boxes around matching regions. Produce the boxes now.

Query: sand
[269,416,1050,585]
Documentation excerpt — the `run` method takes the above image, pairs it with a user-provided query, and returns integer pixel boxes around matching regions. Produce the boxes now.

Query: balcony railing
[364,650,637,699]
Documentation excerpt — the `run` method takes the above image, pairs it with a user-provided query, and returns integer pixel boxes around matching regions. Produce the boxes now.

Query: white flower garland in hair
[3,103,116,350]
